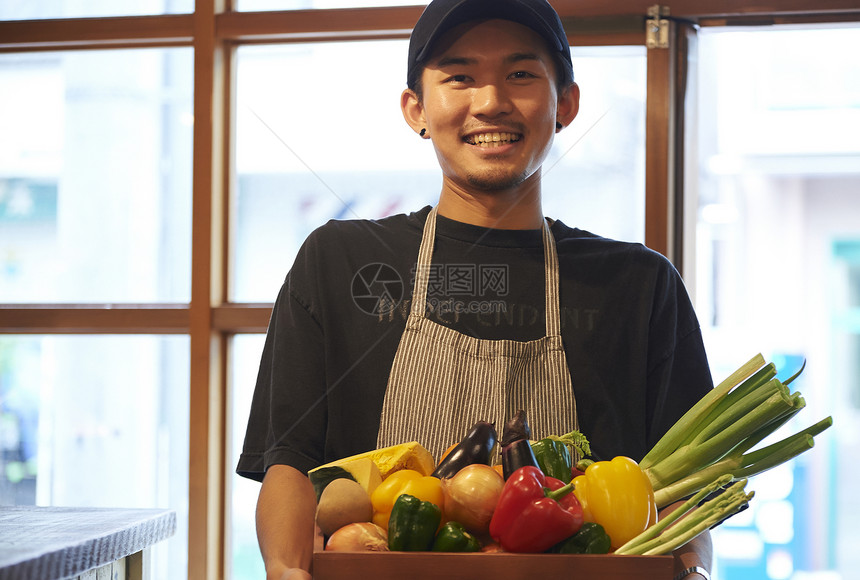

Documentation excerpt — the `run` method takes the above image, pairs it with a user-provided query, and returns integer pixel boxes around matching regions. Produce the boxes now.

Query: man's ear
[556,82,581,130]
[401,88,427,137]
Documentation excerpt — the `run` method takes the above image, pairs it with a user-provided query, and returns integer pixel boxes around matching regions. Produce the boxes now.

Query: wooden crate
[313,551,673,580]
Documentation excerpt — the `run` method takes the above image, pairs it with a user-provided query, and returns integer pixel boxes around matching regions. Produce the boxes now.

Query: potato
[316,478,373,537]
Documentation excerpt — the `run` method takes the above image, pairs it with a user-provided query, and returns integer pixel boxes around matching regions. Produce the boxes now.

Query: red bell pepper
[488,465,584,553]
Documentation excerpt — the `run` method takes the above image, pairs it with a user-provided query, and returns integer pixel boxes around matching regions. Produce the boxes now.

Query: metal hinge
[646,5,671,49]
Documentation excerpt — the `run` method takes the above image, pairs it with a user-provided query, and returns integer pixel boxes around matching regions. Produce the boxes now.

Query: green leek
[678,363,777,449]
[640,354,832,508]
[638,353,765,471]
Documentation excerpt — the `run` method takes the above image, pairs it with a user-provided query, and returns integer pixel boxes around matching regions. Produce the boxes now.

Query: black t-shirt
[236,206,713,481]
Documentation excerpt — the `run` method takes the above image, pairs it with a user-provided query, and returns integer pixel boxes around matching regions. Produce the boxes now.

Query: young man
[238,2,713,579]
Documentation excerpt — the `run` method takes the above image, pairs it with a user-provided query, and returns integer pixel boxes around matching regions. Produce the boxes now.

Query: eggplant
[499,410,531,446]
[500,410,540,480]
[432,420,498,479]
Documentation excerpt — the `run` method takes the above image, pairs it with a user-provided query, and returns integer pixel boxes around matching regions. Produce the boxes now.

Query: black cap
[406,0,574,90]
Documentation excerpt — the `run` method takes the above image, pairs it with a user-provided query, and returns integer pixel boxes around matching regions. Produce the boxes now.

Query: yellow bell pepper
[572,456,657,549]
[370,469,444,530]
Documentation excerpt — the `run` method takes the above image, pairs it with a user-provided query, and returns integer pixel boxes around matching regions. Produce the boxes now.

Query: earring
[420,128,427,137]
[555,121,563,131]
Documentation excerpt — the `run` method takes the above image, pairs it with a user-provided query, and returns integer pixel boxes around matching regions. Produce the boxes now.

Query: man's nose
[472,83,513,118]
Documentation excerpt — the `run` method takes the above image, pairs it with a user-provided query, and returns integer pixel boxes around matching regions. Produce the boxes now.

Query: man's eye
[510,71,536,80]
[446,74,469,83]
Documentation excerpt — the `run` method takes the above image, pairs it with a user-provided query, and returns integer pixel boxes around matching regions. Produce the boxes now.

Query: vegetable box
[313,551,673,580]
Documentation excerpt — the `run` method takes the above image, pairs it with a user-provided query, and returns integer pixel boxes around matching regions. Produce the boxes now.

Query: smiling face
[402,18,579,209]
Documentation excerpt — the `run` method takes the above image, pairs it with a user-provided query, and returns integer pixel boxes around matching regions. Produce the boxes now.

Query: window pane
[694,25,860,579]
[544,46,646,244]
[230,334,267,580]
[237,0,426,11]
[0,49,193,303]
[0,0,193,21]
[232,42,645,302]
[0,335,189,578]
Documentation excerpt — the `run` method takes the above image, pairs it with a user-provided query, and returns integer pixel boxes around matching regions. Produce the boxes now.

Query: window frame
[2,2,859,578]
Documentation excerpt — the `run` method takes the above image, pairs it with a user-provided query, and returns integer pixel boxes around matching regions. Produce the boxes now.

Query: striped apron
[376,206,578,462]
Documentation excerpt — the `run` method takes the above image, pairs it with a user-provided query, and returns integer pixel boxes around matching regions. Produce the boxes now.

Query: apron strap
[542,218,562,338]
[410,206,438,318]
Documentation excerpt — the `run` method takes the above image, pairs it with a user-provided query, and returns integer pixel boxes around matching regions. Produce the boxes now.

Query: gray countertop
[0,506,176,580]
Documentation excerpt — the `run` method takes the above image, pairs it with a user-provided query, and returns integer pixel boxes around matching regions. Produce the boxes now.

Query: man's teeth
[467,132,521,147]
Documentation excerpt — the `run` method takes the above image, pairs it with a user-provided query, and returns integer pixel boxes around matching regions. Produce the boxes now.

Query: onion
[325,522,389,552]
[442,463,505,534]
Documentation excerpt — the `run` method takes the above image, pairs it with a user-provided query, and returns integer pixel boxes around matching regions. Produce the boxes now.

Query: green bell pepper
[432,521,481,553]
[531,438,573,483]
[552,522,612,554]
[387,493,442,551]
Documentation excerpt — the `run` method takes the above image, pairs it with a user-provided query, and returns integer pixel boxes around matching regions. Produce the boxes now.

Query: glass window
[0,0,193,21]
[543,46,646,244]
[230,334,267,580]
[232,41,645,302]
[0,49,194,303]
[0,334,189,578]
[694,24,860,580]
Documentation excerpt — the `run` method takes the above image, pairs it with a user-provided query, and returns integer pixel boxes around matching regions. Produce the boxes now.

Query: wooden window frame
[1,2,858,578]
